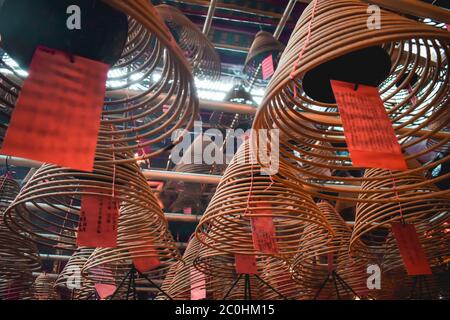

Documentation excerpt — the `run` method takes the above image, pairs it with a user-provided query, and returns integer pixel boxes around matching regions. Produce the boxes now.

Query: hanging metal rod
[273,0,299,40]
[202,0,218,35]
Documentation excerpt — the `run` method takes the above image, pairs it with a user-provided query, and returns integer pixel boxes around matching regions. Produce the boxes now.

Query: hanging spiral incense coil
[0,175,41,300]
[80,198,181,297]
[3,127,168,251]
[259,256,305,300]
[155,4,220,80]
[350,167,450,269]
[252,0,450,203]
[375,265,450,300]
[291,201,371,299]
[81,222,181,286]
[162,236,223,300]
[0,0,199,163]
[31,273,60,300]
[164,134,226,213]
[54,247,95,298]
[243,31,285,87]
[156,260,180,300]
[193,240,267,300]
[196,140,333,259]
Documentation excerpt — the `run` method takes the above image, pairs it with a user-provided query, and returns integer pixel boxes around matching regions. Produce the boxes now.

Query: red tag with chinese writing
[0,46,108,172]
[250,202,278,254]
[94,283,116,300]
[262,54,274,80]
[331,80,407,170]
[235,254,258,275]
[129,241,161,273]
[183,207,192,215]
[190,267,206,300]
[77,191,119,248]
[391,223,432,276]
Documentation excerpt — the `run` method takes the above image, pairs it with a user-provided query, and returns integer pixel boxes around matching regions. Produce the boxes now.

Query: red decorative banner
[234,254,258,275]
[391,223,432,276]
[94,283,117,300]
[129,241,161,273]
[331,80,407,170]
[0,46,108,172]
[77,190,119,248]
[190,267,206,300]
[262,54,274,80]
[250,202,278,254]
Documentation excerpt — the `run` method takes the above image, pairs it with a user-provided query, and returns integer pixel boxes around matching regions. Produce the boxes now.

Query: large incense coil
[0,0,198,163]
[350,168,450,268]
[54,247,95,298]
[291,201,371,299]
[196,140,333,259]
[156,4,220,80]
[31,273,60,300]
[252,0,450,203]
[3,128,168,251]
[0,175,41,300]
[243,31,285,87]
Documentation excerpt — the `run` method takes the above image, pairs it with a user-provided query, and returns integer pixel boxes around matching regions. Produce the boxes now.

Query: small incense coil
[375,265,450,300]
[0,175,41,300]
[259,256,306,300]
[31,273,60,300]
[156,4,220,80]
[243,31,285,87]
[155,260,180,300]
[55,247,95,298]
[3,128,168,252]
[252,0,450,203]
[193,240,267,300]
[80,199,181,295]
[350,168,450,268]
[164,134,226,213]
[291,201,371,299]
[196,140,333,259]
[0,0,198,163]
[163,236,225,300]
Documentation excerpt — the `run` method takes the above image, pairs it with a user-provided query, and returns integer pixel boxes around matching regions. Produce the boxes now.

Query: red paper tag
[190,267,206,300]
[331,80,407,170]
[262,54,274,80]
[94,283,116,300]
[77,191,119,248]
[234,254,258,275]
[183,207,192,215]
[129,241,161,273]
[250,203,278,254]
[447,24,450,32]
[163,104,170,113]
[0,46,108,172]
[391,223,432,276]
[327,253,335,272]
